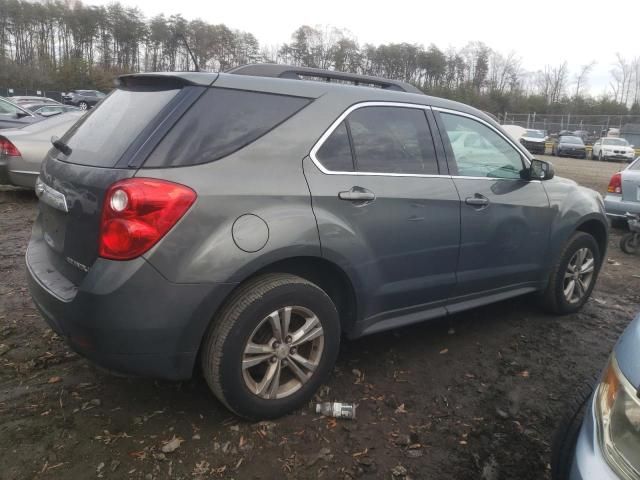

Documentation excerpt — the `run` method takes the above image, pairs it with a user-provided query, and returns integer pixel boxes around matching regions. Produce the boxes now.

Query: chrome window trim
[309,101,447,179]
[433,106,532,168]
[310,102,534,182]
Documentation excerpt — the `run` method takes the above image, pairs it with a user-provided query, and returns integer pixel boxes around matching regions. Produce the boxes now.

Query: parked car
[61,90,106,110]
[520,129,547,154]
[27,65,608,419]
[22,103,81,117]
[604,156,640,227]
[0,96,42,130]
[8,95,61,105]
[592,137,636,162]
[552,136,587,158]
[552,312,640,480]
[0,111,84,188]
[501,124,527,142]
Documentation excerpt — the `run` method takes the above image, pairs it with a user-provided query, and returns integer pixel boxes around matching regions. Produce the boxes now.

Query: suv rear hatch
[31,73,217,291]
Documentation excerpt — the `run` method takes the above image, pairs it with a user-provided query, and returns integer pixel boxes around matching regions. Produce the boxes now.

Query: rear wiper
[51,135,72,155]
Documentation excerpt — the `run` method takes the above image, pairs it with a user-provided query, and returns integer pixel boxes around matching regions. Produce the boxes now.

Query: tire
[620,233,639,254]
[541,231,601,314]
[200,273,340,420]
[78,101,88,110]
[550,377,598,480]
[598,151,604,162]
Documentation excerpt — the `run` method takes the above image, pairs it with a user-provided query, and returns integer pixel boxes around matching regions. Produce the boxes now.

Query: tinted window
[61,87,180,167]
[440,113,524,179]
[347,107,438,174]
[0,99,20,115]
[146,88,310,167]
[315,122,354,171]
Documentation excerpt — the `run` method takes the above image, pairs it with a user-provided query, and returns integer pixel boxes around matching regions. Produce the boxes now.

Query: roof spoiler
[226,63,423,94]
[116,72,219,88]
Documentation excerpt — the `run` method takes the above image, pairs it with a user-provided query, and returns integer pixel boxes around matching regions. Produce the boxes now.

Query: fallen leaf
[518,370,530,378]
[395,403,408,414]
[439,348,448,354]
[161,435,184,453]
[48,376,62,384]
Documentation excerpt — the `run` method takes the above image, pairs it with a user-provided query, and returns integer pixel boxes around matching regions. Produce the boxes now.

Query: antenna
[177,33,200,72]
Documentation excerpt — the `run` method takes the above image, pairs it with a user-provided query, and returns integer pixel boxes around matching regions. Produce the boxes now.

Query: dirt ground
[1,157,639,480]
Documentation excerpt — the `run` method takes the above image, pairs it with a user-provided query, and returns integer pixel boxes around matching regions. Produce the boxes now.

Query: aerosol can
[315,402,356,419]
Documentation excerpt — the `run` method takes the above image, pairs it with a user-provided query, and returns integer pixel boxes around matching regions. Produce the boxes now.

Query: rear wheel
[201,273,340,419]
[78,101,88,110]
[620,233,639,254]
[541,231,600,314]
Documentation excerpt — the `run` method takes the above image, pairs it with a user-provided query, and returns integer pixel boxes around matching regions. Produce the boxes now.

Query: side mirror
[530,158,555,181]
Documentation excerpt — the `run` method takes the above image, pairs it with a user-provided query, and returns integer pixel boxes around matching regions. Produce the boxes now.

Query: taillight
[99,178,196,260]
[0,136,20,157]
[607,172,622,194]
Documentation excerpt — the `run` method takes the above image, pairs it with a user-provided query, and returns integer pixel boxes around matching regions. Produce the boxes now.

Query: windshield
[525,130,545,138]
[560,136,584,145]
[603,138,629,146]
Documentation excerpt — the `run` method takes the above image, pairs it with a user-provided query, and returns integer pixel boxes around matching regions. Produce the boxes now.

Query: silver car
[605,157,640,226]
[0,111,83,188]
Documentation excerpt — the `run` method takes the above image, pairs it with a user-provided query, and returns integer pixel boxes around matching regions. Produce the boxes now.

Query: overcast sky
[90,0,639,95]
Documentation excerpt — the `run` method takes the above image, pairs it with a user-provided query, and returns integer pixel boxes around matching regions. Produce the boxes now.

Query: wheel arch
[575,216,608,262]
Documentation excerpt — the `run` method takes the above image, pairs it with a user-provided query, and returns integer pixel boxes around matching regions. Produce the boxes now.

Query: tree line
[1,0,639,117]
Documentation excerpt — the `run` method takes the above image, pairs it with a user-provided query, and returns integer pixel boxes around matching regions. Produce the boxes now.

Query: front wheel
[541,231,601,314]
[78,101,88,110]
[550,378,597,480]
[201,273,340,420]
[620,233,639,254]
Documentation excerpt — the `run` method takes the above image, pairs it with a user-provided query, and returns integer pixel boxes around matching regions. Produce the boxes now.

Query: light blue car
[553,313,640,479]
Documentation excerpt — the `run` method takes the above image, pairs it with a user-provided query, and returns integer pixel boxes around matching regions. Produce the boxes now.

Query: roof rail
[226,63,423,95]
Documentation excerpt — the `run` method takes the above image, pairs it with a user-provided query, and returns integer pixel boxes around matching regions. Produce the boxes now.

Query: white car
[592,137,635,162]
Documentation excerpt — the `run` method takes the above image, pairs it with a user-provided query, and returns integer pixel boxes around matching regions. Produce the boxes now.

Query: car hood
[522,136,546,143]
[615,312,640,390]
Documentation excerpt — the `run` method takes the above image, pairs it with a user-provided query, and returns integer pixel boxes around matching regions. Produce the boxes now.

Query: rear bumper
[604,194,640,219]
[26,235,236,380]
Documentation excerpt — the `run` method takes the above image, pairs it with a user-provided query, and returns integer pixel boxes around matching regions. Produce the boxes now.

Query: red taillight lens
[99,178,196,260]
[0,136,20,156]
[607,172,622,194]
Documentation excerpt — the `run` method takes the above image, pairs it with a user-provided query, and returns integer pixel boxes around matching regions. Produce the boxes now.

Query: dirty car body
[26,66,609,419]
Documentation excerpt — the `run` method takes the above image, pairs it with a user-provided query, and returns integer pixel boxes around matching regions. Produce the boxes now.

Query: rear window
[144,88,311,168]
[61,87,179,167]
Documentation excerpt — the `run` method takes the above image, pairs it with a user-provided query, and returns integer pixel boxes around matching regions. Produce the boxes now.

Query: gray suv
[27,65,608,419]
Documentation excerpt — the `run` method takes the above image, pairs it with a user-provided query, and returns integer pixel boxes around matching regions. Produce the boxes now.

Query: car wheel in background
[200,273,340,420]
[550,377,598,480]
[78,101,88,110]
[598,151,603,161]
[541,231,601,314]
[620,232,639,254]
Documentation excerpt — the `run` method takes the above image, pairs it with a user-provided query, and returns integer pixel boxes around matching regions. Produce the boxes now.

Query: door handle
[338,187,376,202]
[465,194,490,208]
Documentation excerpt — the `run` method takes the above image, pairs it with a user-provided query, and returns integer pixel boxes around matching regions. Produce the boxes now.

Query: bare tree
[573,61,595,98]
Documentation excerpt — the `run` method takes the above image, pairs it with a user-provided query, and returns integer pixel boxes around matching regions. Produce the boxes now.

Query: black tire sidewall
[620,233,638,254]
[552,233,601,314]
[216,282,340,419]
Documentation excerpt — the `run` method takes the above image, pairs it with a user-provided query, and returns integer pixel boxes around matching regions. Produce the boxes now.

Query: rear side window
[61,87,180,167]
[349,107,437,174]
[145,88,311,167]
[315,122,354,171]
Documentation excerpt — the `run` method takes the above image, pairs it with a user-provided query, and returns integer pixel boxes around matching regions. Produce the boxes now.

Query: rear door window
[61,87,180,167]
[315,121,354,171]
[347,106,438,175]
[145,88,311,167]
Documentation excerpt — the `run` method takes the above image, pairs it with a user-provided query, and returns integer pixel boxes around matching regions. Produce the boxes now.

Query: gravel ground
[1,157,639,480]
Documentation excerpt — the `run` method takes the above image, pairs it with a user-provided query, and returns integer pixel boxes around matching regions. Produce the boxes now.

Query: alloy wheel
[242,306,324,399]
[563,247,595,304]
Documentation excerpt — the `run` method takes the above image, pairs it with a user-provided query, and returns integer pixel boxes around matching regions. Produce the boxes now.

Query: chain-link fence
[0,87,65,102]
[500,113,640,146]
